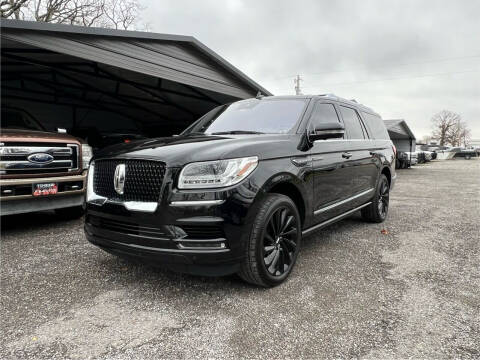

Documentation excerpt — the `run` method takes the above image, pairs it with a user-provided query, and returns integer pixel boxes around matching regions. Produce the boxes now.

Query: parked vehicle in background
[84,94,396,287]
[405,151,418,165]
[451,147,478,160]
[417,151,427,164]
[396,151,409,168]
[0,107,92,217]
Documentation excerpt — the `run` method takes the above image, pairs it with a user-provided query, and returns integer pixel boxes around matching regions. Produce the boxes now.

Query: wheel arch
[381,166,392,186]
[256,173,308,227]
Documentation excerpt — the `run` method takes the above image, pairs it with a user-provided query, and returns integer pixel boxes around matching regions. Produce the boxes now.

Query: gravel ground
[1,159,479,359]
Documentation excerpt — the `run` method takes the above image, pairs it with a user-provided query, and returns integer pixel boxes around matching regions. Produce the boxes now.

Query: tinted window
[309,103,340,129]
[339,106,365,139]
[184,99,307,135]
[361,112,390,139]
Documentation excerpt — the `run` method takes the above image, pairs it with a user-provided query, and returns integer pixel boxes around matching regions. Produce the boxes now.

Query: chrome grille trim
[0,146,72,156]
[0,143,79,174]
[0,160,72,170]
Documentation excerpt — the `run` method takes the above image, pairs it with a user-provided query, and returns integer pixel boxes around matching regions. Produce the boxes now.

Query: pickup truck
[0,108,92,218]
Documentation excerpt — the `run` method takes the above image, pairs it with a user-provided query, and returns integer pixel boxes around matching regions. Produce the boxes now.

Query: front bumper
[0,172,87,215]
[85,176,259,275]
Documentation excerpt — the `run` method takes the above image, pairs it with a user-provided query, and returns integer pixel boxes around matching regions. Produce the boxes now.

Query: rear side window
[309,103,340,129]
[361,112,390,139]
[339,106,365,139]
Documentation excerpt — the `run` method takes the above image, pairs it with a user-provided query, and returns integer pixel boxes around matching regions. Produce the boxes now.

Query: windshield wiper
[210,130,265,135]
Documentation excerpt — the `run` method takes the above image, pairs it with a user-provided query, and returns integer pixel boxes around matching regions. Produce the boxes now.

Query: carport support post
[410,138,412,164]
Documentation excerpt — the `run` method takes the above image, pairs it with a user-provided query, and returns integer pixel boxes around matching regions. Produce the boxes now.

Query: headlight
[178,156,258,189]
[81,144,93,170]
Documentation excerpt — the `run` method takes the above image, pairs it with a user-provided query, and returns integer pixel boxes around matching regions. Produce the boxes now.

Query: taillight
[392,144,397,157]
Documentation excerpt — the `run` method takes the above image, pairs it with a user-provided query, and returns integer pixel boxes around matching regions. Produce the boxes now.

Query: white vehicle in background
[436,149,456,160]
[404,151,418,166]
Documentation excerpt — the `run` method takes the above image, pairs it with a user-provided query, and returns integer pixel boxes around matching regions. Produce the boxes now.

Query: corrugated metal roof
[0,19,272,99]
[384,119,416,140]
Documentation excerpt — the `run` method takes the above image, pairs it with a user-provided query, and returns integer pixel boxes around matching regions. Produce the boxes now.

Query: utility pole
[294,74,303,95]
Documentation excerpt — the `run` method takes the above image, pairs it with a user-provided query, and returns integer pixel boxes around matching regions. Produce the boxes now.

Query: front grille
[0,143,79,175]
[93,159,165,202]
[179,225,225,239]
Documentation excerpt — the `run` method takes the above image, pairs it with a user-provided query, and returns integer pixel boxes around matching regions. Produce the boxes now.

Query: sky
[141,0,480,140]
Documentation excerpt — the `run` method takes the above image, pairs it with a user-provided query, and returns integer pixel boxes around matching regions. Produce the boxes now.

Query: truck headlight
[178,156,258,189]
[81,144,93,170]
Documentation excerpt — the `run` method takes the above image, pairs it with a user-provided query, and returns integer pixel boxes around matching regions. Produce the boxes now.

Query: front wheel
[361,174,390,223]
[239,194,301,287]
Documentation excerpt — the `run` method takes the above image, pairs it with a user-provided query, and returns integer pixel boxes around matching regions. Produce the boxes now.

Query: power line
[266,53,480,81]
[305,68,480,87]
[270,68,480,93]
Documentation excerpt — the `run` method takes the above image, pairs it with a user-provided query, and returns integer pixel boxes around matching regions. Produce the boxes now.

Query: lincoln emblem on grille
[114,164,126,195]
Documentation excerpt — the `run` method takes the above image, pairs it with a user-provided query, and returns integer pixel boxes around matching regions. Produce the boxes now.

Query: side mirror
[308,122,345,142]
[57,128,67,134]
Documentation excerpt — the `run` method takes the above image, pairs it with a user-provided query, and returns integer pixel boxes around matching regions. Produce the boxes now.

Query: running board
[302,202,372,236]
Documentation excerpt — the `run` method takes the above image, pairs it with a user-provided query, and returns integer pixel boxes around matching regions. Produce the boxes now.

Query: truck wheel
[361,174,390,223]
[465,154,471,160]
[239,194,301,287]
[55,205,85,220]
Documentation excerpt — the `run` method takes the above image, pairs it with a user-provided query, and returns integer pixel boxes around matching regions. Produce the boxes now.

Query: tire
[238,194,301,287]
[361,174,390,223]
[465,154,471,160]
[55,205,85,220]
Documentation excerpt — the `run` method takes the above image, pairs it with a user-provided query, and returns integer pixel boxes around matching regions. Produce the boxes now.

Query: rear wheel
[55,205,85,220]
[361,174,390,223]
[239,194,301,287]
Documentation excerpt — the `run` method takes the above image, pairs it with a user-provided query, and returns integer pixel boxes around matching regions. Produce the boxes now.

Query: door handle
[342,152,353,159]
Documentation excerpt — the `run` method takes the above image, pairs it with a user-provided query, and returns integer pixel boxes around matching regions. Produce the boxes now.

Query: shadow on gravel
[1,211,82,232]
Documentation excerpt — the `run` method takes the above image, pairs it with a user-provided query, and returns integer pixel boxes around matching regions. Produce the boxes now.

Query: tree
[431,110,471,147]
[1,0,29,19]
[1,0,147,30]
[431,110,460,146]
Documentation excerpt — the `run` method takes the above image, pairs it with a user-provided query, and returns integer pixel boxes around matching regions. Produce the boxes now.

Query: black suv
[85,95,396,287]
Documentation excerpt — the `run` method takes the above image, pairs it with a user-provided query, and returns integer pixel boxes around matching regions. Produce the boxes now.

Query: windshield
[1,109,45,131]
[183,98,308,135]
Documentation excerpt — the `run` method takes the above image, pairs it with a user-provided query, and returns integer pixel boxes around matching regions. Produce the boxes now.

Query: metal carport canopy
[1,19,272,137]
[384,119,416,140]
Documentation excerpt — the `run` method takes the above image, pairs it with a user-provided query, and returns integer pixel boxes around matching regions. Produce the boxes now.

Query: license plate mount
[33,183,58,196]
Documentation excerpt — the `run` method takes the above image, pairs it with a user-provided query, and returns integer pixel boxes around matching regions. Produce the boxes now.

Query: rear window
[361,112,390,139]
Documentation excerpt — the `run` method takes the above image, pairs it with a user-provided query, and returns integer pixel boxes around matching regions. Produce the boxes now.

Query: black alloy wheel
[377,177,390,219]
[239,194,301,287]
[361,174,390,223]
[262,206,298,276]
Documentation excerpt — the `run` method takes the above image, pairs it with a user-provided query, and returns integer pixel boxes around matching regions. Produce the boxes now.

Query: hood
[0,128,82,144]
[95,134,301,167]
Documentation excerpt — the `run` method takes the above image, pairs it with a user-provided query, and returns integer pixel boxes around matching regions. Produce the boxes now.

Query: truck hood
[0,129,81,144]
[95,134,300,167]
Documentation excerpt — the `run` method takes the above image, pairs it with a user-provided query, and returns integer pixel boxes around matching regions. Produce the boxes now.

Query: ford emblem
[28,153,54,164]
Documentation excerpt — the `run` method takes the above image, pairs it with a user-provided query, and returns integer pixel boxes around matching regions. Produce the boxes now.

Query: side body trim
[303,202,372,236]
[313,188,374,215]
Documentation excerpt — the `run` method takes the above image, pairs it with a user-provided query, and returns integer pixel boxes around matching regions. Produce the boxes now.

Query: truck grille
[93,159,165,202]
[0,143,79,175]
